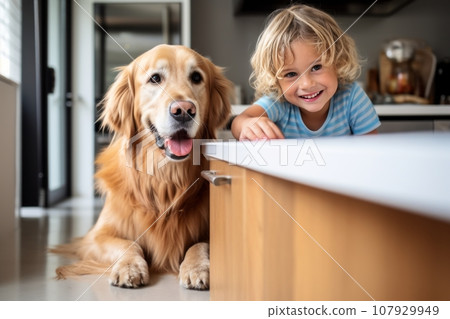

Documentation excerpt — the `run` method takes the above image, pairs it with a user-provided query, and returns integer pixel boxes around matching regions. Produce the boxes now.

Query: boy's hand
[238,116,284,141]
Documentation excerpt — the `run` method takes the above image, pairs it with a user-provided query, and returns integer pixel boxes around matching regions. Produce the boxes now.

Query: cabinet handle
[201,170,231,186]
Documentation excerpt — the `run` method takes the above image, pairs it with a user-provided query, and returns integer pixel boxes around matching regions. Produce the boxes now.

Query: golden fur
[52,45,232,289]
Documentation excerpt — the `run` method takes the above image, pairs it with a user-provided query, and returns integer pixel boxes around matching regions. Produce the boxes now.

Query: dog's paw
[179,242,210,290]
[179,262,209,290]
[109,256,150,288]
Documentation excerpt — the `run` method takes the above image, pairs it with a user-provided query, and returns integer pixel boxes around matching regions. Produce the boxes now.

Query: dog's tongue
[166,137,193,157]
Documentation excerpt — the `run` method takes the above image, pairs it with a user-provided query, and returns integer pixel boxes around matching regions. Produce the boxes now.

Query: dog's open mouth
[152,128,193,161]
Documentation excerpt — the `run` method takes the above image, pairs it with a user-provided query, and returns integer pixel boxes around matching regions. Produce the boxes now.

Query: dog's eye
[149,74,162,84]
[190,71,202,84]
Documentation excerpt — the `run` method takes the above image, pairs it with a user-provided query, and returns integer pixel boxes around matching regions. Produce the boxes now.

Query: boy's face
[278,40,338,115]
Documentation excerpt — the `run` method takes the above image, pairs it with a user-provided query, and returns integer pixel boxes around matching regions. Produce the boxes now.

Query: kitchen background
[79,0,450,199]
[191,0,449,104]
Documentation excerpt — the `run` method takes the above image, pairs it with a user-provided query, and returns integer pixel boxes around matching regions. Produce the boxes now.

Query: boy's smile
[278,40,338,124]
[299,90,323,102]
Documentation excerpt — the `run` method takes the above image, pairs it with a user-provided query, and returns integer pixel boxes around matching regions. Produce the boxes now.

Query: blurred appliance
[385,39,416,95]
[379,39,436,103]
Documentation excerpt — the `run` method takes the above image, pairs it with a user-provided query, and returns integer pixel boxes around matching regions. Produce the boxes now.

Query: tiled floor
[0,198,209,301]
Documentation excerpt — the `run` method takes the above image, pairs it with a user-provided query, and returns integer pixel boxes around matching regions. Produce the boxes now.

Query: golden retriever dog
[52,44,232,289]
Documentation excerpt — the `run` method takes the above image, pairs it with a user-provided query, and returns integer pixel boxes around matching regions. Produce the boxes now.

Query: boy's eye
[311,64,322,72]
[284,71,298,78]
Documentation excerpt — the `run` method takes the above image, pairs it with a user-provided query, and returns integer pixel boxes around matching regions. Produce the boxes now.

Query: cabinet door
[208,159,361,300]
[209,160,252,300]
[209,160,294,300]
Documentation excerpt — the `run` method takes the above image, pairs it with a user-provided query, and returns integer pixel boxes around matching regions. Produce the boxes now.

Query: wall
[191,0,450,103]
[0,75,20,284]
[0,75,19,234]
[191,0,264,104]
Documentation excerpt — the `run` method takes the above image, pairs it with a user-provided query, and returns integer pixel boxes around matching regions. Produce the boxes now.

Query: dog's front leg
[109,243,150,288]
[84,232,150,288]
[179,242,210,290]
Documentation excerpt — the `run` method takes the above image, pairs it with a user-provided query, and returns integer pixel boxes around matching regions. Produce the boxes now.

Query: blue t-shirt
[254,82,380,138]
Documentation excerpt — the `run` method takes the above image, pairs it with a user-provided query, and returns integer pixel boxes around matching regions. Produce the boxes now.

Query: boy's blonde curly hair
[250,4,361,100]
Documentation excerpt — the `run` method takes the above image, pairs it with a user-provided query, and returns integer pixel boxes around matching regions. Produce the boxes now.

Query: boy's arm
[364,129,378,135]
[231,104,284,140]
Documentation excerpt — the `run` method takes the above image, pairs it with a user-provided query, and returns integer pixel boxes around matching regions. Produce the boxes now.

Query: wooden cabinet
[208,159,450,301]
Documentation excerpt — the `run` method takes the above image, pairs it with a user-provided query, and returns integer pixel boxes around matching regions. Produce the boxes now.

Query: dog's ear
[206,62,233,139]
[99,65,136,138]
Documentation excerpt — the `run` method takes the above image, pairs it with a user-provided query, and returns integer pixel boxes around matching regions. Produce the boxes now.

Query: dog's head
[99,44,232,161]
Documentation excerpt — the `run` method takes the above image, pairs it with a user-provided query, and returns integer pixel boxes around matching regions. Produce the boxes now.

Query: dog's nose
[169,101,196,122]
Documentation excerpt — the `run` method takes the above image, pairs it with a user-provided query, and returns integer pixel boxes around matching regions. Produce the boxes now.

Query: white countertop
[375,104,450,116]
[232,104,450,116]
[203,132,450,223]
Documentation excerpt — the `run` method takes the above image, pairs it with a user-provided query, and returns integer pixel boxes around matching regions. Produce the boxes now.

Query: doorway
[47,0,72,205]
[21,0,72,207]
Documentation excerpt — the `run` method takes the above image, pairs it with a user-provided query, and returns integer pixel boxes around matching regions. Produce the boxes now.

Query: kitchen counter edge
[202,132,450,223]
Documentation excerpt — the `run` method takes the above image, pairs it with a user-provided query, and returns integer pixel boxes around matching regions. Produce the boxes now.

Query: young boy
[231,4,380,140]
